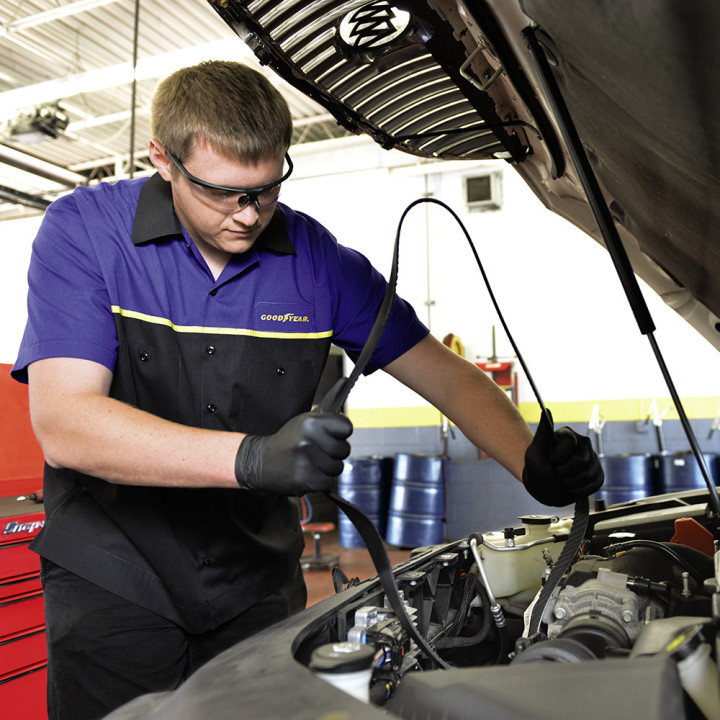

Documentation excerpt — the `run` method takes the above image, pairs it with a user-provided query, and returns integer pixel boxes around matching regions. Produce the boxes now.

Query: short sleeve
[12,195,119,383]
[330,244,429,373]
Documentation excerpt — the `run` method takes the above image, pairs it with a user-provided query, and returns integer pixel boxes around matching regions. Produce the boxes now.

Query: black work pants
[40,558,307,720]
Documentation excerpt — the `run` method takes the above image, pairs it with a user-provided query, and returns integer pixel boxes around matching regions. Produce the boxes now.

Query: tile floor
[301,527,410,606]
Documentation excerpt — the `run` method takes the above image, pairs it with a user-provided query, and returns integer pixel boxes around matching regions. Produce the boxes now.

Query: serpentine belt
[315,198,589,666]
[316,201,451,669]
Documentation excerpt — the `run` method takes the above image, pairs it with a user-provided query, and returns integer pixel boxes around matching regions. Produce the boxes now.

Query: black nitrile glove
[234,412,353,496]
[522,410,604,507]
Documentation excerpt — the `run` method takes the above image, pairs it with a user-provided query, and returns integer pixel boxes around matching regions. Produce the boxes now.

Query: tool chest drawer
[0,665,48,720]
[1,496,47,719]
[0,575,43,603]
[1,540,42,582]
[0,629,46,678]
[1,593,45,638]
[1,501,44,581]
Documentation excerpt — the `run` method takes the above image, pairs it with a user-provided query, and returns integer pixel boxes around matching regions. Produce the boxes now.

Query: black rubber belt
[317,198,588,663]
[327,491,451,668]
[316,205,451,669]
[527,496,589,636]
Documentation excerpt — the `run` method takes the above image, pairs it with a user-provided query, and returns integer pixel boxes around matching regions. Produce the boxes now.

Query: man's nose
[231,201,259,222]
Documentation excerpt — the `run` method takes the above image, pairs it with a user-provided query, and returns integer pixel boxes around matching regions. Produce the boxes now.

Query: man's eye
[257,186,280,204]
[204,187,235,199]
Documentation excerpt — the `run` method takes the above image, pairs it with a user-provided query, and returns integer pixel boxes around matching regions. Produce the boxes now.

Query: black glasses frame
[166,151,293,209]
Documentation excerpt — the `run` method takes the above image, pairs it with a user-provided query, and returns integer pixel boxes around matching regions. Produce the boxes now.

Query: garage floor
[303,528,410,606]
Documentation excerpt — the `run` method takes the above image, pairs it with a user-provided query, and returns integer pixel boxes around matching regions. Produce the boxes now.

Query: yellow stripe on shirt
[111,306,334,340]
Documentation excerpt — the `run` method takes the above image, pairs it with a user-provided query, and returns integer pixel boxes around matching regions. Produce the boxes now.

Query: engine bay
[103,490,720,720]
[293,490,720,720]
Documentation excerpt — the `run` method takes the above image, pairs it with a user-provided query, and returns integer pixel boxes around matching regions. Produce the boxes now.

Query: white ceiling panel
[0,0,351,221]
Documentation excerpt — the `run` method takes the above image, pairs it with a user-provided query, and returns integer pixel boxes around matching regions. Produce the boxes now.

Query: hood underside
[209,0,720,349]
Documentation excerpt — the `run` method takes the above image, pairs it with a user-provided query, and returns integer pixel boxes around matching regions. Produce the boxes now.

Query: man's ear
[148,139,173,182]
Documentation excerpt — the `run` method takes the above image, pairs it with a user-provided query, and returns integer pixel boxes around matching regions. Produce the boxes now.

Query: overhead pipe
[0,184,51,210]
[0,145,85,187]
[128,0,141,178]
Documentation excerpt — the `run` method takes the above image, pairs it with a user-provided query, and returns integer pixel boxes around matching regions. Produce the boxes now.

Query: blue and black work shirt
[12,173,428,632]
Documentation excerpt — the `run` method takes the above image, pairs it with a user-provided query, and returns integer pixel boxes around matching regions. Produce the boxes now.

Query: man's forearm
[384,335,533,480]
[444,373,533,480]
[38,392,242,488]
[68,394,241,487]
[29,363,242,489]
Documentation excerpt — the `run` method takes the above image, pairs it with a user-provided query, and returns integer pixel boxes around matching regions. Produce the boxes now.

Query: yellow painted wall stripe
[347,406,447,428]
[347,397,720,428]
[111,306,333,341]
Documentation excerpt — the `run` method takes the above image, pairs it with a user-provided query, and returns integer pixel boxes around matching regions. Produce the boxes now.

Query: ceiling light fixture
[11,103,69,143]
[0,38,252,121]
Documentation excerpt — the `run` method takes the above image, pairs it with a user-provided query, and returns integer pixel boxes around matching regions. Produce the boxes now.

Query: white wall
[1,215,41,364]
[3,136,719,419]
[283,138,720,416]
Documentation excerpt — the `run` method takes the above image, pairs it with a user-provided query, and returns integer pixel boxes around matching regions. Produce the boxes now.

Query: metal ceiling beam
[67,106,150,132]
[0,37,250,118]
[0,0,122,34]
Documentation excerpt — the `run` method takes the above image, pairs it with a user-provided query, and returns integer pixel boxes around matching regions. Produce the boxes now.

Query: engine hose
[603,539,708,584]
[495,618,511,665]
[435,578,492,649]
[446,565,479,637]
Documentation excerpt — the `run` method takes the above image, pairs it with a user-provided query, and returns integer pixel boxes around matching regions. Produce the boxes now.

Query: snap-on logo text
[3,520,45,535]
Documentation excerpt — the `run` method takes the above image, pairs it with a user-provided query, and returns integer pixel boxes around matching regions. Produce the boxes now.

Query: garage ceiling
[0,0,351,222]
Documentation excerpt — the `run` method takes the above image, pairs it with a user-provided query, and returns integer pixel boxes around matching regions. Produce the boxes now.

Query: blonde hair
[151,60,293,162]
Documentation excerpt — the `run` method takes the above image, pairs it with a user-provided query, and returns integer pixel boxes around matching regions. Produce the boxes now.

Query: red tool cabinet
[0,496,47,720]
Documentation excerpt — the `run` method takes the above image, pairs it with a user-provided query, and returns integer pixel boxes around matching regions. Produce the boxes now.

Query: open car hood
[210,0,720,349]
[101,8,720,720]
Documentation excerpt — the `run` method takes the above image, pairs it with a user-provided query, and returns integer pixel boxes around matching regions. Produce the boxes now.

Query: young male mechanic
[12,60,603,719]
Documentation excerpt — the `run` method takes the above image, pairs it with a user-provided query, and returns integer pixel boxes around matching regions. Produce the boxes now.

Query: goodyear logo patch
[255,302,314,330]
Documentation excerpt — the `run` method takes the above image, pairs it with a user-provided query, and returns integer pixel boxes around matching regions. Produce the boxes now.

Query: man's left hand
[522,410,604,506]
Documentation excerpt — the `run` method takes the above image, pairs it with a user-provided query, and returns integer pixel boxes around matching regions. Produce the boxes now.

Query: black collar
[131,173,295,255]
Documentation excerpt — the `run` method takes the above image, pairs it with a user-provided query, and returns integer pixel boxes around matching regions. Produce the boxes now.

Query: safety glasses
[167,151,293,211]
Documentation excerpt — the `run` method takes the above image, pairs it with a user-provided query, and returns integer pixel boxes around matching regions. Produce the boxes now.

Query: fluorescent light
[0,38,253,121]
[0,0,122,33]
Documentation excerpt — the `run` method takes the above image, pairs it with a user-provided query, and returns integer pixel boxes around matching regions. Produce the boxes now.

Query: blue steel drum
[337,456,392,548]
[385,453,446,549]
[338,514,378,549]
[385,512,444,549]
[653,453,718,493]
[388,480,444,516]
[596,454,654,507]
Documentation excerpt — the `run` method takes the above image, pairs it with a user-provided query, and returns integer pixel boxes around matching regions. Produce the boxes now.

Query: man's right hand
[234,412,353,496]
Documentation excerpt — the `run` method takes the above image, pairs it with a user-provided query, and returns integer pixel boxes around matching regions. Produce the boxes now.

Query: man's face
[157,140,287,264]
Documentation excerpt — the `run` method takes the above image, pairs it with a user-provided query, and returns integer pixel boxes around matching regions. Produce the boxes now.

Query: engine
[297,491,720,720]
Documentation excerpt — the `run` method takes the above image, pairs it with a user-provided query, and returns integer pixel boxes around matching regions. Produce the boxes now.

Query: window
[464,171,503,211]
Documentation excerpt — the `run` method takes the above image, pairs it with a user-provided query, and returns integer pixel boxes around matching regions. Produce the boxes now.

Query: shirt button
[209,289,218,297]
[276,367,286,376]
[206,404,217,413]
[202,557,213,567]
[139,352,149,362]
[206,346,216,355]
